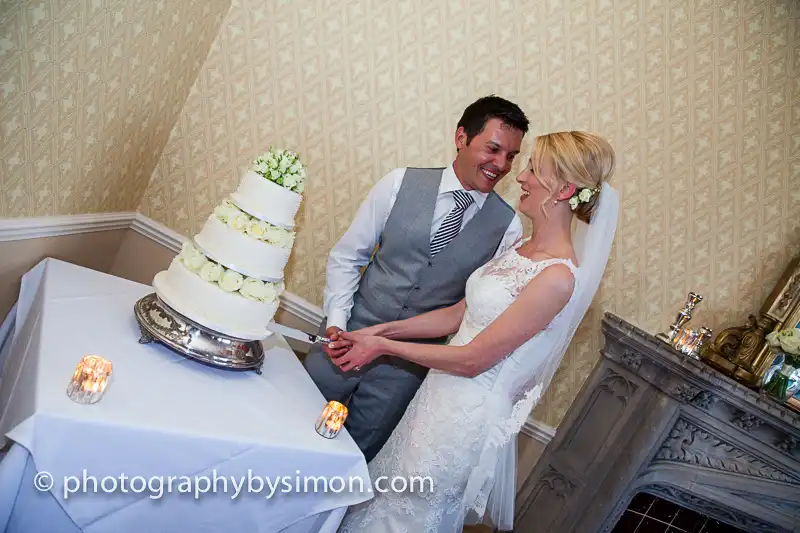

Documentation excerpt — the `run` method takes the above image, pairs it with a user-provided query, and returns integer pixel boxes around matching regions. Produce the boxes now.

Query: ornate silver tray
[134,293,264,374]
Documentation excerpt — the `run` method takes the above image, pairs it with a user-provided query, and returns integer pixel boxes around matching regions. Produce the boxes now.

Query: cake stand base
[134,293,265,374]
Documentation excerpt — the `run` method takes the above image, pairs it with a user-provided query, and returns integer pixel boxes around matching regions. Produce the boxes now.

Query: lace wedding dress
[337,239,580,533]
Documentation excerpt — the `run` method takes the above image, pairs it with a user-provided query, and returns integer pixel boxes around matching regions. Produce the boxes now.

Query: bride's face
[516,156,575,220]
[515,157,555,219]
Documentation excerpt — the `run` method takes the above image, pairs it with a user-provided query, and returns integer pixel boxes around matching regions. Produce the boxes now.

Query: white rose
[214,201,240,223]
[198,261,223,283]
[238,279,280,303]
[766,330,782,348]
[181,247,208,272]
[227,212,250,232]
[239,278,267,301]
[778,329,800,355]
[578,188,593,202]
[569,196,579,210]
[219,269,244,292]
[290,161,301,174]
[295,181,305,194]
[283,172,298,188]
[264,226,290,247]
[246,219,269,240]
[267,154,278,169]
[278,157,291,172]
[274,228,294,248]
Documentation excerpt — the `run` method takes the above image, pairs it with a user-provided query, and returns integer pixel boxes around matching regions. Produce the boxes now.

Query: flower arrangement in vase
[761,327,800,403]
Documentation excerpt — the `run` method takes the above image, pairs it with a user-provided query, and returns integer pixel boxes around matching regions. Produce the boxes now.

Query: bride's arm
[360,299,466,340]
[335,264,575,377]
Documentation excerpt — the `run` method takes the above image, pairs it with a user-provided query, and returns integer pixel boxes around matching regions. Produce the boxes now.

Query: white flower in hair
[578,188,594,202]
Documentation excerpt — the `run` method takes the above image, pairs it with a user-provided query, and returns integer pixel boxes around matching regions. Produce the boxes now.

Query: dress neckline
[511,238,578,271]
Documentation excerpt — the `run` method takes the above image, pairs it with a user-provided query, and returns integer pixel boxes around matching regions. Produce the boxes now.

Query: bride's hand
[329,332,385,372]
[351,323,388,337]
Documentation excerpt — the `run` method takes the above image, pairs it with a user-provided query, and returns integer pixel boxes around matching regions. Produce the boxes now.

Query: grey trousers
[302,343,427,462]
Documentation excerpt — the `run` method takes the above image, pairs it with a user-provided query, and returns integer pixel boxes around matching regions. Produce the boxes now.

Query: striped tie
[430,190,474,256]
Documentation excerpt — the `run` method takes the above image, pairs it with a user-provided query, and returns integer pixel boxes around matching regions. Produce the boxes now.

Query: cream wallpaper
[0,0,231,217]
[13,0,800,427]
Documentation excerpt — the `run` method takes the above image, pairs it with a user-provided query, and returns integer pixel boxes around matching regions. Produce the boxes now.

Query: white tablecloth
[0,258,371,533]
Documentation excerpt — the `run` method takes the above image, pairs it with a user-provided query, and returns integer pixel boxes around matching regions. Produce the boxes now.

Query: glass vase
[761,351,799,403]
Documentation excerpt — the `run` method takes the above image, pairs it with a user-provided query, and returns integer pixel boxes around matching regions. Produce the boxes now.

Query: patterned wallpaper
[31,0,800,427]
[0,0,230,217]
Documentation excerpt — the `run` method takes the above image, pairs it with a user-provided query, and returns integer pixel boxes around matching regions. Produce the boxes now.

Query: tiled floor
[611,493,748,533]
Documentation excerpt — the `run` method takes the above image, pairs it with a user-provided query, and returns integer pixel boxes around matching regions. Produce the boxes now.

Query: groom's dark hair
[457,95,529,145]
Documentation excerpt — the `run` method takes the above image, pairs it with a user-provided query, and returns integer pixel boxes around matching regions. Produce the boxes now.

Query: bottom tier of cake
[153,258,280,340]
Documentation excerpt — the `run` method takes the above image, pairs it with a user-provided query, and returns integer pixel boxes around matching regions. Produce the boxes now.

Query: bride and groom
[302,95,619,532]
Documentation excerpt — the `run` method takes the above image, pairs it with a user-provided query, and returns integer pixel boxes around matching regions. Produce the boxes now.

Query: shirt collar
[439,163,488,208]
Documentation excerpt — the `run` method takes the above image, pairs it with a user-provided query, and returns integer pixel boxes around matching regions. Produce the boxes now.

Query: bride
[330,131,620,533]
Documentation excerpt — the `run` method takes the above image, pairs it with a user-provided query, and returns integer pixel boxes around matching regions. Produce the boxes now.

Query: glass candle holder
[66,355,113,404]
[315,400,348,439]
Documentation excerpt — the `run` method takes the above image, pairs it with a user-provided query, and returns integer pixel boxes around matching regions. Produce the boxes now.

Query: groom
[303,95,528,461]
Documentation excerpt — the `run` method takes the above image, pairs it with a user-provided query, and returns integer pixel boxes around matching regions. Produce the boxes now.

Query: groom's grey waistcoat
[347,167,515,345]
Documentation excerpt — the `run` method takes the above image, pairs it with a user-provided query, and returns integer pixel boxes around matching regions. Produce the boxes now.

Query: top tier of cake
[230,170,301,229]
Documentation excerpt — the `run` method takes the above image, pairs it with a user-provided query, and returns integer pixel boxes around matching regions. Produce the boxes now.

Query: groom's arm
[322,168,405,331]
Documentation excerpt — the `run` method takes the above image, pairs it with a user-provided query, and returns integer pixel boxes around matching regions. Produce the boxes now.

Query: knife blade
[267,321,332,345]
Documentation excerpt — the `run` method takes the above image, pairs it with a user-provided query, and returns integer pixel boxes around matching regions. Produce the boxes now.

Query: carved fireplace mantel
[514,312,800,533]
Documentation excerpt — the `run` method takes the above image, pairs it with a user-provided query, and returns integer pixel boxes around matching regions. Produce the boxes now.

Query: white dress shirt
[323,164,524,331]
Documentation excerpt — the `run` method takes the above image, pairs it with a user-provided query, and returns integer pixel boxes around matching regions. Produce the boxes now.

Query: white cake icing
[151,148,306,340]
[154,259,279,339]
[230,170,301,228]
[194,215,290,281]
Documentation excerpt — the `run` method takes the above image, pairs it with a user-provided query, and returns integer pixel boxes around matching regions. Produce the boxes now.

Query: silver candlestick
[657,292,703,344]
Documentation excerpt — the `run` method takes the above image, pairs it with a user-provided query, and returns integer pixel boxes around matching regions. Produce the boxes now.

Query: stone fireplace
[514,313,800,533]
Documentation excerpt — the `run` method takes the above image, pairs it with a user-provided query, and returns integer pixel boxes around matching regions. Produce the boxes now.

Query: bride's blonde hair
[530,131,615,223]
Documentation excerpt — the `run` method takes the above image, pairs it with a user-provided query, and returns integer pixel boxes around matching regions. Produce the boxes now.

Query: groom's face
[454,118,523,193]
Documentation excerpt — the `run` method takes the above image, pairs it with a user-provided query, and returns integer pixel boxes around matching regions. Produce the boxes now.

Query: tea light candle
[315,400,348,438]
[66,355,113,404]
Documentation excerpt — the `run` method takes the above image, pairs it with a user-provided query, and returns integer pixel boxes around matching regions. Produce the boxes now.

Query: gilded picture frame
[760,255,800,330]
[704,255,800,388]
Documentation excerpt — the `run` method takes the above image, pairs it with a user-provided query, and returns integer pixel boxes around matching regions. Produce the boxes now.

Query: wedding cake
[152,148,306,340]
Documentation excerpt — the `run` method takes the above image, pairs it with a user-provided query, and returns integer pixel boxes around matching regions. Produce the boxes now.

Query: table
[0,258,372,533]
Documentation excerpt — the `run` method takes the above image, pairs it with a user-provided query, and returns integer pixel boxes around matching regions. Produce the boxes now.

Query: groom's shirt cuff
[326,310,350,332]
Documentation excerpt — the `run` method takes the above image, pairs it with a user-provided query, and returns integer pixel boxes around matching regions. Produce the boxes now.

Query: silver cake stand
[134,293,265,374]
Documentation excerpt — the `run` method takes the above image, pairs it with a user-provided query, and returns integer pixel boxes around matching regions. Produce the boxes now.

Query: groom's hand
[323,326,351,358]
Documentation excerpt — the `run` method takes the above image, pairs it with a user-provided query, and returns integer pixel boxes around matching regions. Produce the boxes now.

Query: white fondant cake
[151,148,306,340]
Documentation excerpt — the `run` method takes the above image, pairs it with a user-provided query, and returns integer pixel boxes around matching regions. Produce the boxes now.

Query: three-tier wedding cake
[152,148,305,340]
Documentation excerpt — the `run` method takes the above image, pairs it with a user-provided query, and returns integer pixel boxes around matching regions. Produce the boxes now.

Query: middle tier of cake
[194,213,291,282]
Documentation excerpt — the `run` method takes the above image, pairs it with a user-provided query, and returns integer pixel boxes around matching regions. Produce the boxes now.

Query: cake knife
[266,322,332,345]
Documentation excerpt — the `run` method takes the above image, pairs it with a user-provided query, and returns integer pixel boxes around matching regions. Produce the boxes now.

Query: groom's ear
[455,126,468,152]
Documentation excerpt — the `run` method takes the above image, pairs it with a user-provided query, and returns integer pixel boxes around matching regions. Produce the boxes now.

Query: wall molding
[522,419,556,445]
[0,212,136,242]
[130,213,185,253]
[0,211,326,326]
